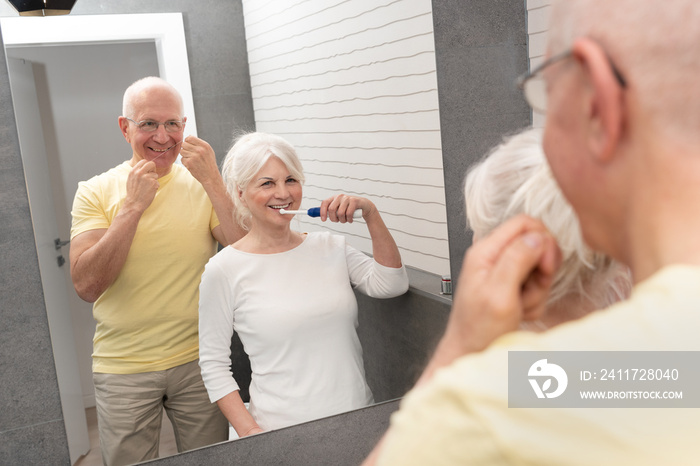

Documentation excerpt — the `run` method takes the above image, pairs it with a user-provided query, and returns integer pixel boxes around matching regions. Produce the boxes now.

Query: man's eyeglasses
[516,49,627,114]
[125,117,185,133]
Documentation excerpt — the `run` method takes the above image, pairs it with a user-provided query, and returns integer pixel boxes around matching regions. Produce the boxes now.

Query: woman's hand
[215,391,263,438]
[242,426,264,437]
[319,193,376,223]
[319,193,402,268]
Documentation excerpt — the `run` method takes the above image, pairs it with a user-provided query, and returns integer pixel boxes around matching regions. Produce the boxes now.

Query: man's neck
[621,148,700,283]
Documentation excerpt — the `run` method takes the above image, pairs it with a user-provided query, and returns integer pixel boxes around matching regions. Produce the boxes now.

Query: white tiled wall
[526,0,552,127]
[241,0,450,276]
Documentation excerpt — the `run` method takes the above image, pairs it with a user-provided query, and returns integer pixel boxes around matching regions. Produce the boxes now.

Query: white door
[7,57,90,464]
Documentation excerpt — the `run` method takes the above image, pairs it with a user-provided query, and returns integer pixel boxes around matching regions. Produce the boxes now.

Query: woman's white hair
[221,132,305,230]
[464,127,630,311]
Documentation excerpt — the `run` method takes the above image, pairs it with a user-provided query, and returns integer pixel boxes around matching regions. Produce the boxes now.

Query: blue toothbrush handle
[307,207,362,218]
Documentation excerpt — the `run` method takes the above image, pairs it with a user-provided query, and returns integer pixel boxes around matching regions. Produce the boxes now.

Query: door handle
[54,238,70,250]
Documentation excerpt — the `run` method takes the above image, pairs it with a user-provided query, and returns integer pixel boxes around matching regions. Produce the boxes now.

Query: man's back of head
[550,0,700,145]
[543,0,700,279]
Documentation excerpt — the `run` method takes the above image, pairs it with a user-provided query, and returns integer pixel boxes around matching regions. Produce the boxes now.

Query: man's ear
[118,116,131,142]
[572,37,625,164]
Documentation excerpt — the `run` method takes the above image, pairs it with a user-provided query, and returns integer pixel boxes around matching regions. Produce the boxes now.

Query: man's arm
[363,215,561,465]
[180,135,246,246]
[70,159,159,302]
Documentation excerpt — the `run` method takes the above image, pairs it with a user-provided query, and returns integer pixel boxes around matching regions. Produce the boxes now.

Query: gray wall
[433,0,530,283]
[357,288,451,402]
[0,35,70,462]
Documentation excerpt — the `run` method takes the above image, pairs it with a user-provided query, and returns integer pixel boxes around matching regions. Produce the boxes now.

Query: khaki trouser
[93,359,227,466]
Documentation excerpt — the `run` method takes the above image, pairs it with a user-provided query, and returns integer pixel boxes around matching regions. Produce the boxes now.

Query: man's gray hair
[549,0,700,144]
[122,76,183,119]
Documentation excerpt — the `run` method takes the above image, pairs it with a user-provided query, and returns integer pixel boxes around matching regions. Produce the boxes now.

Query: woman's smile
[241,156,302,228]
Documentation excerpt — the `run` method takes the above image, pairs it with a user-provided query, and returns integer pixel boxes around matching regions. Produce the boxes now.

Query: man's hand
[415,215,562,385]
[180,135,245,246]
[180,135,220,187]
[124,159,159,213]
[447,215,562,355]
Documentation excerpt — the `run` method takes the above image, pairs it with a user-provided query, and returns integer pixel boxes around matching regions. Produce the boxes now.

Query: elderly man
[365,0,700,464]
[70,77,244,466]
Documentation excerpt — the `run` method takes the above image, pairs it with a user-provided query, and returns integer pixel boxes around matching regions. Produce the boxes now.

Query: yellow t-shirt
[377,265,700,466]
[71,162,220,374]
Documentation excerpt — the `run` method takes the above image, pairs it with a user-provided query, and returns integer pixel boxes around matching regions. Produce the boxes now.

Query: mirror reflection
[2,3,448,465]
[1,12,228,466]
[198,131,408,436]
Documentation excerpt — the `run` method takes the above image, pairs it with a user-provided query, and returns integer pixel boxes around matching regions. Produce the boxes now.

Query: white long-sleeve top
[198,231,409,430]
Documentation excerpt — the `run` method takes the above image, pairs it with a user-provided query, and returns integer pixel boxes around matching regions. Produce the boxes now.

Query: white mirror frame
[0,12,198,136]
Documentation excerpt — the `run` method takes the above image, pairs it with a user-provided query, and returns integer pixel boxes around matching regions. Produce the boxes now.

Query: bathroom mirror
[0,6,439,465]
[0,1,533,463]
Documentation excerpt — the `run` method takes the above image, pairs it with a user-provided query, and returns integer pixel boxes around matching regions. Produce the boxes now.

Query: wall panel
[242,0,450,276]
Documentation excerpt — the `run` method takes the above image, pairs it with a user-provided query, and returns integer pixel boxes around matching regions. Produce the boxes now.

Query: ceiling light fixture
[5,0,78,16]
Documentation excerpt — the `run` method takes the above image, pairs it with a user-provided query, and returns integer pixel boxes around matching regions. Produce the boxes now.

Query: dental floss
[152,140,183,161]
[279,208,363,219]
[151,140,183,198]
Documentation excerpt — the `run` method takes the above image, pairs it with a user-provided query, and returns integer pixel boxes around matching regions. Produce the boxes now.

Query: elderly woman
[198,132,409,437]
[464,127,631,330]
